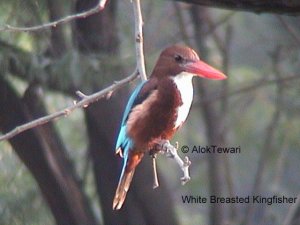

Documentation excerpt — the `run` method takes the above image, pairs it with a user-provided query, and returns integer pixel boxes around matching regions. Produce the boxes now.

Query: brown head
[150,44,227,80]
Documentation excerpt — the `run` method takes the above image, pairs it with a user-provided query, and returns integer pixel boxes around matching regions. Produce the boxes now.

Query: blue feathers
[120,81,147,126]
[115,81,147,155]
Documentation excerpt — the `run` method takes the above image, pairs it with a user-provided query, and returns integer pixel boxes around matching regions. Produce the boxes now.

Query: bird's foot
[149,139,171,156]
[149,139,191,186]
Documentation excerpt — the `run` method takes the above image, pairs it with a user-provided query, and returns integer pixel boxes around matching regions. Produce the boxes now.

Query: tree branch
[0,0,108,32]
[0,70,138,142]
[132,0,147,81]
[154,140,191,185]
[0,0,144,142]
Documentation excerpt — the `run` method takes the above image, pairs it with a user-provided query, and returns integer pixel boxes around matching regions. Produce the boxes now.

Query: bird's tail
[113,152,143,210]
[112,168,136,210]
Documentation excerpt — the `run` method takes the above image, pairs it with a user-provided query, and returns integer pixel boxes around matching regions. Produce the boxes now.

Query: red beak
[184,60,227,80]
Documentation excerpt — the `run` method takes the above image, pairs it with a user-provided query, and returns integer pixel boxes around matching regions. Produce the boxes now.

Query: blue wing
[115,80,147,156]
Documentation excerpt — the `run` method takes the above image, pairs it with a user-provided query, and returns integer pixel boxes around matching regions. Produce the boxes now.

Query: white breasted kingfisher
[113,44,227,210]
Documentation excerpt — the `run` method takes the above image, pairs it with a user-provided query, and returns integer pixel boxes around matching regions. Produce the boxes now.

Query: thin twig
[132,0,147,81]
[0,0,108,32]
[0,70,138,142]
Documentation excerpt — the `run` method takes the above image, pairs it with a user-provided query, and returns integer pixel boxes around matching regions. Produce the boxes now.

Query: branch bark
[132,0,147,81]
[0,0,147,142]
[0,0,108,32]
[0,70,138,142]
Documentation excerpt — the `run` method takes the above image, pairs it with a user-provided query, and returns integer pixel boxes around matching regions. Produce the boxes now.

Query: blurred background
[0,0,300,225]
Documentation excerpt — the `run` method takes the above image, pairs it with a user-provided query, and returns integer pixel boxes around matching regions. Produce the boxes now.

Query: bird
[113,44,227,210]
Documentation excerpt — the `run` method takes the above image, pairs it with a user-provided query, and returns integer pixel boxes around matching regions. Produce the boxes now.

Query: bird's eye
[174,54,184,63]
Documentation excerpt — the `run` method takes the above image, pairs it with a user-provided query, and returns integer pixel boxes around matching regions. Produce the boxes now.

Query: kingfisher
[113,45,227,210]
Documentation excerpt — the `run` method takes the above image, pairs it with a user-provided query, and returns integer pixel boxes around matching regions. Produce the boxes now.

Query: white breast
[172,72,194,129]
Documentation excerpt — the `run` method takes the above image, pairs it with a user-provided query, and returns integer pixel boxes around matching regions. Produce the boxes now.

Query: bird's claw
[181,176,191,185]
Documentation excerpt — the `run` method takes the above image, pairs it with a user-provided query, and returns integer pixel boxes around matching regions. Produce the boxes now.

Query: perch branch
[153,140,191,185]
[132,0,147,81]
[0,0,107,32]
[132,0,164,188]
[0,70,138,142]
